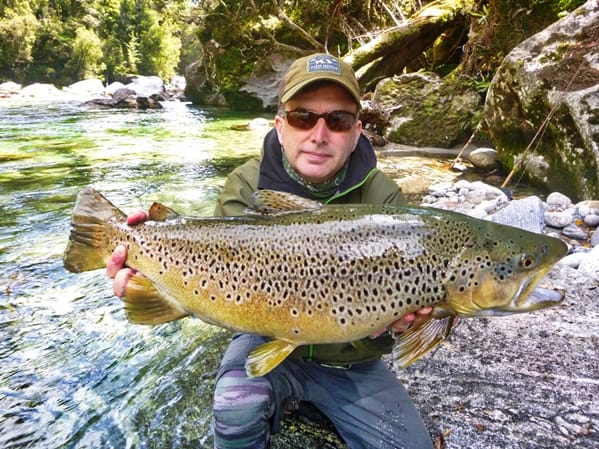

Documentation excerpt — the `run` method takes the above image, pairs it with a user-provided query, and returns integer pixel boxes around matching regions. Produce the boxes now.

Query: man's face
[274,83,362,184]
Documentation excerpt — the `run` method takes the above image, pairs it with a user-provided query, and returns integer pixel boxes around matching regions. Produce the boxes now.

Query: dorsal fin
[251,189,322,215]
[148,202,179,221]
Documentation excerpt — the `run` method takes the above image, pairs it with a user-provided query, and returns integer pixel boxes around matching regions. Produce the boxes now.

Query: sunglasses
[281,109,358,132]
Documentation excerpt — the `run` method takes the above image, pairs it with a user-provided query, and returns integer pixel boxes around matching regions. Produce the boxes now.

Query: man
[107,53,434,449]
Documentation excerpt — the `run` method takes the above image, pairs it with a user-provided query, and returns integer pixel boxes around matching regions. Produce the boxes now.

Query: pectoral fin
[392,315,457,369]
[245,339,298,377]
[122,273,189,324]
[148,202,179,221]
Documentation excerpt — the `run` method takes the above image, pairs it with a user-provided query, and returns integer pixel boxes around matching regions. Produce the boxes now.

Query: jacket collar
[257,128,377,199]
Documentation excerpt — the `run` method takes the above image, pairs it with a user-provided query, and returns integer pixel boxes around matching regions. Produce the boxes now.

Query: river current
[0,100,273,449]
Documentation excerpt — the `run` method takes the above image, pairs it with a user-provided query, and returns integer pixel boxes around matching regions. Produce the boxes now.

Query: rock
[82,87,163,109]
[591,229,599,247]
[544,211,574,228]
[578,245,599,281]
[546,191,573,210]
[64,79,106,98]
[0,81,22,97]
[559,251,588,269]
[125,75,166,99]
[373,72,481,148]
[105,81,127,96]
[562,223,589,240]
[19,82,63,99]
[484,1,599,200]
[468,147,498,169]
[585,214,599,227]
[488,196,545,234]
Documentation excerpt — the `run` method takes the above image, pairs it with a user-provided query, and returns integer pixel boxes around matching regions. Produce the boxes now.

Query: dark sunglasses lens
[285,111,356,131]
[286,111,318,129]
[325,112,355,131]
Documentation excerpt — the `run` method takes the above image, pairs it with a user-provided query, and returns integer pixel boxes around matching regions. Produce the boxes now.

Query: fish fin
[251,189,322,215]
[245,339,298,377]
[122,273,189,324]
[64,187,126,273]
[392,314,457,369]
[148,202,179,221]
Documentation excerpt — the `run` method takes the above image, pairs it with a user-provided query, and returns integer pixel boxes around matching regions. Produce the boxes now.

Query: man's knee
[213,370,274,448]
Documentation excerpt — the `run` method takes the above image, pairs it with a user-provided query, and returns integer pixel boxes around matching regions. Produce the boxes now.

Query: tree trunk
[344,0,471,91]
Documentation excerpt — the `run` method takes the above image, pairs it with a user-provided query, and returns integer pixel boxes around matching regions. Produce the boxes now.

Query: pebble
[546,191,573,210]
[543,211,574,228]
[421,181,599,280]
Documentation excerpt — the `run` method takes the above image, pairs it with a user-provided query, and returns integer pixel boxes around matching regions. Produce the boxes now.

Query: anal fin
[245,339,298,377]
[122,273,189,325]
[392,315,457,369]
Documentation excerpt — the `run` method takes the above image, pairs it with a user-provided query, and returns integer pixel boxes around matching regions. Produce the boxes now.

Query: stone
[578,245,599,281]
[559,252,588,269]
[483,1,599,200]
[468,147,498,169]
[546,191,573,209]
[584,214,599,227]
[562,223,589,240]
[64,79,105,98]
[373,72,481,148]
[544,211,574,228]
[488,196,545,234]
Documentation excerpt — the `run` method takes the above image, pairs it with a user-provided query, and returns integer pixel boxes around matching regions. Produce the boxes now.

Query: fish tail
[63,187,126,273]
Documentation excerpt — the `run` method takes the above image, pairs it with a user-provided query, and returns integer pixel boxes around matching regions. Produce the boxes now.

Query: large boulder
[484,0,599,201]
[373,72,482,148]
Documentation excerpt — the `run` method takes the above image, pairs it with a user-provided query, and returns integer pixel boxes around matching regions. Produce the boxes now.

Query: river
[0,99,472,449]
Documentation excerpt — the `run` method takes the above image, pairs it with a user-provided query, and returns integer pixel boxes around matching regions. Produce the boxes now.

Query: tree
[66,26,106,79]
[0,3,39,72]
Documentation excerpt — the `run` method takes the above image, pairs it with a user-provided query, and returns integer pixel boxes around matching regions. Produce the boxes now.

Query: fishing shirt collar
[257,128,378,201]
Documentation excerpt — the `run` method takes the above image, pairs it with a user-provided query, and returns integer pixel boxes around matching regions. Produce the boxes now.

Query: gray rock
[484,1,599,200]
[562,223,589,240]
[591,229,599,247]
[468,147,498,169]
[374,72,481,148]
[546,191,573,210]
[584,214,599,227]
[544,211,574,228]
[578,245,599,281]
[559,251,588,269]
[488,196,545,234]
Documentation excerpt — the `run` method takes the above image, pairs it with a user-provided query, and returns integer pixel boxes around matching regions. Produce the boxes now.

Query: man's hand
[370,306,433,338]
[105,210,148,297]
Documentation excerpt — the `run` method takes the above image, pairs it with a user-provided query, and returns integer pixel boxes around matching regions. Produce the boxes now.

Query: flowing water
[0,99,476,449]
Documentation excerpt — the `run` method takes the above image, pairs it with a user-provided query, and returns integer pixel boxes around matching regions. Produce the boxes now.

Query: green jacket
[214,128,405,365]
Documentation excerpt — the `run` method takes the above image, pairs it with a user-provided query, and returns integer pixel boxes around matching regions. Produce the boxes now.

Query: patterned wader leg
[213,334,434,449]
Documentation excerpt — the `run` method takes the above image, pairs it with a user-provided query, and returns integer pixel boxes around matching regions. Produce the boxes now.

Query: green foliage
[0,3,39,69]
[0,0,193,85]
[66,27,106,79]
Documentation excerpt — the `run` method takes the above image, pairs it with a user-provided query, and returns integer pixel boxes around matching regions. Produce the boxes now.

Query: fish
[63,187,568,377]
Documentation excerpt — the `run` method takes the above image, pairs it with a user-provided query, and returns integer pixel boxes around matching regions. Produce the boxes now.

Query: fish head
[444,221,568,317]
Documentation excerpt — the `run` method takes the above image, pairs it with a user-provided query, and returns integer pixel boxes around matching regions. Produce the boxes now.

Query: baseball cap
[280,53,361,108]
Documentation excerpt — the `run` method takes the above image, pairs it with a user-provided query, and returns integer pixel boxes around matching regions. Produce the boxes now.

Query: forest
[0,0,588,94]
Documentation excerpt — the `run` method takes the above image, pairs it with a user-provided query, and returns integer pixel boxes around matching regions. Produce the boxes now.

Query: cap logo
[307,55,341,75]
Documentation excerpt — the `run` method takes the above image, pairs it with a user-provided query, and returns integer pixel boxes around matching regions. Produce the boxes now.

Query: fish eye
[519,254,537,270]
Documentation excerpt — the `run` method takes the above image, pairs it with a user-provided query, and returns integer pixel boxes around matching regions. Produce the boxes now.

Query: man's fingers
[113,268,136,297]
[127,210,148,225]
[106,245,127,278]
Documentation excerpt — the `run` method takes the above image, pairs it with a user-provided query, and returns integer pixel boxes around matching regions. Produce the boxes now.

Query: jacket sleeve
[214,157,260,217]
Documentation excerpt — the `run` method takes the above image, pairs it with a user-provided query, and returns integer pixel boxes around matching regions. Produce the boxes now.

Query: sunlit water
[0,99,513,449]
[0,99,271,449]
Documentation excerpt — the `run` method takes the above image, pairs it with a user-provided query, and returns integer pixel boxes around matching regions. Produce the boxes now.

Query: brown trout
[64,187,567,377]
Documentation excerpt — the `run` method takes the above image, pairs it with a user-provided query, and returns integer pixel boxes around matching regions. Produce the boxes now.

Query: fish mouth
[478,278,565,317]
